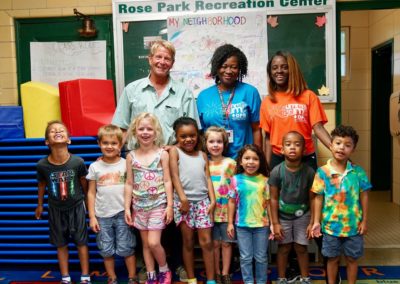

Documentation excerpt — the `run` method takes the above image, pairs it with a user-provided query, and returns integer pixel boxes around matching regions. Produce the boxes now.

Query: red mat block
[59,79,116,136]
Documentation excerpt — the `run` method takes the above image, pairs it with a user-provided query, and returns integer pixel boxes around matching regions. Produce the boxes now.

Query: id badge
[227,129,234,143]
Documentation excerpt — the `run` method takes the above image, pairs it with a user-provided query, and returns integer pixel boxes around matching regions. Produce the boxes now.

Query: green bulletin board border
[112,0,336,103]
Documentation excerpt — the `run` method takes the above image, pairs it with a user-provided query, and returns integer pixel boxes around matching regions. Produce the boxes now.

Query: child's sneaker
[277,278,288,284]
[158,271,172,284]
[80,275,92,284]
[61,275,71,284]
[107,278,118,284]
[128,277,139,284]
[138,267,148,283]
[336,273,342,284]
[187,279,197,284]
[145,279,158,284]
[221,275,231,284]
[286,269,300,284]
[175,265,189,282]
[299,277,311,284]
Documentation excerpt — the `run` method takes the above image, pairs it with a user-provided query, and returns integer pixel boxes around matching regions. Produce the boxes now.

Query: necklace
[217,84,235,121]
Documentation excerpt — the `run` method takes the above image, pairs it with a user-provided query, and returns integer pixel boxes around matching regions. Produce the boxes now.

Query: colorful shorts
[133,204,166,230]
[174,198,213,229]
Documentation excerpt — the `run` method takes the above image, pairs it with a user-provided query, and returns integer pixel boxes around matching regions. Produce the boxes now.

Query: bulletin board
[168,11,268,96]
[15,16,114,102]
[113,0,336,102]
[267,13,327,98]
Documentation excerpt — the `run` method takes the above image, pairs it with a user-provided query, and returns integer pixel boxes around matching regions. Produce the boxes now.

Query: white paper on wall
[30,41,107,87]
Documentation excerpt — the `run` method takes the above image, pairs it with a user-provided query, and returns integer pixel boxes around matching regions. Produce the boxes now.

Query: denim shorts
[96,211,136,258]
[322,233,364,259]
[212,222,236,243]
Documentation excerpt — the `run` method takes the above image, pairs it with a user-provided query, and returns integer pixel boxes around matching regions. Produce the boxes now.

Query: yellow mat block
[21,81,61,138]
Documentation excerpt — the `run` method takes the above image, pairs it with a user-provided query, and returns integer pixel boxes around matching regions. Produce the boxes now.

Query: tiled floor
[237,190,400,267]
[176,191,400,268]
[358,190,400,265]
[307,190,400,266]
[365,191,400,248]
[360,248,400,265]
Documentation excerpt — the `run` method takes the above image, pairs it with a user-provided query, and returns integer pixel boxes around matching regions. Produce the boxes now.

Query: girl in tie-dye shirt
[205,126,236,284]
[227,144,271,284]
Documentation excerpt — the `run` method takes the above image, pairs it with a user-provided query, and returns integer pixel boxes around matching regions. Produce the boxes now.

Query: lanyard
[217,85,235,122]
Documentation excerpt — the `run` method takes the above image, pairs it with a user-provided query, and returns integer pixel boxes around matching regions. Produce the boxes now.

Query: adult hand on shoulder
[162,145,173,152]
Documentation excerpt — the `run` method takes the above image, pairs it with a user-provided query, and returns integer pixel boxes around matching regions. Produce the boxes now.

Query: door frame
[371,39,393,192]
[335,0,400,125]
[336,1,400,198]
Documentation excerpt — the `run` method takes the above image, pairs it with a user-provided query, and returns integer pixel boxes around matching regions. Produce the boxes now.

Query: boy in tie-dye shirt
[311,125,371,284]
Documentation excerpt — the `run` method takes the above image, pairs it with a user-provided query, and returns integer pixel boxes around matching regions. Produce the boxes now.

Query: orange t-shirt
[260,90,328,155]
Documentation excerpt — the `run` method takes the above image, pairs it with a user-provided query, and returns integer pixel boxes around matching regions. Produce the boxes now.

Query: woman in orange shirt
[260,51,331,170]
[260,51,337,284]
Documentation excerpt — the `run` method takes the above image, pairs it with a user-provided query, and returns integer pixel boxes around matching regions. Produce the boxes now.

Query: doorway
[371,40,393,191]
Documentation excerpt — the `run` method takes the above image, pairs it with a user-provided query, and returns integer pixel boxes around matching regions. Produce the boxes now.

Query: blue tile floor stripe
[1,266,400,284]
